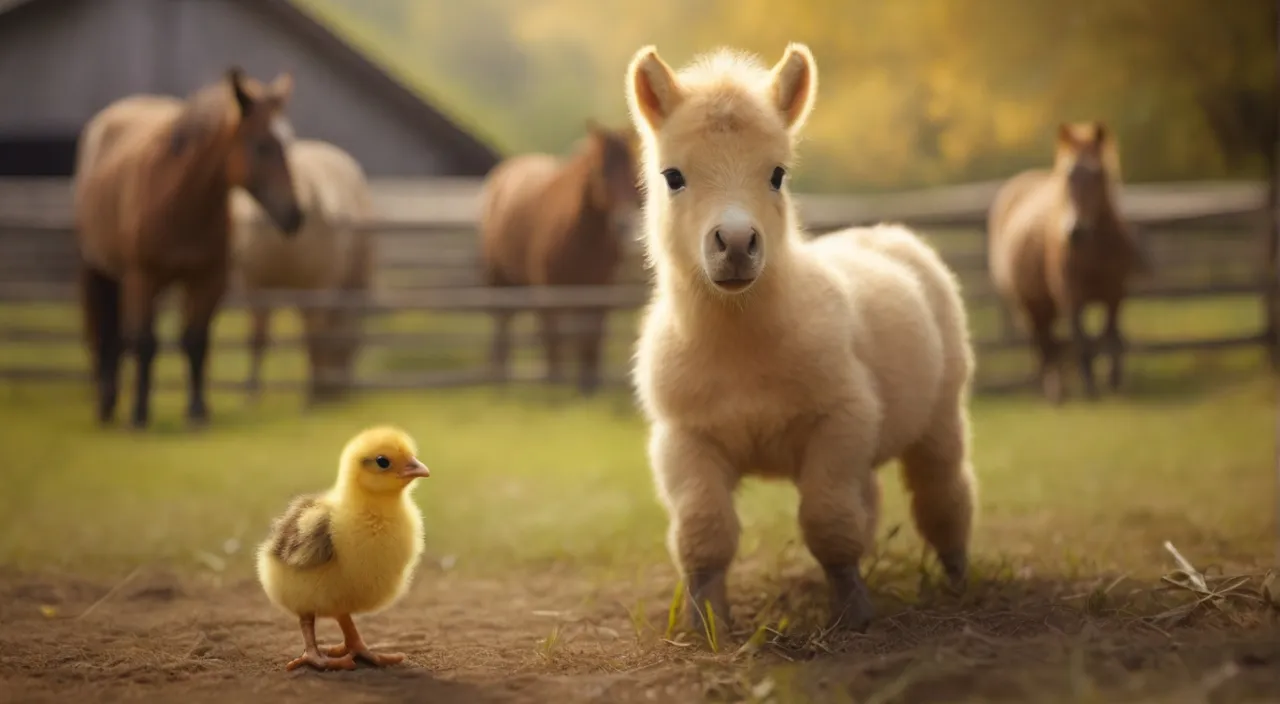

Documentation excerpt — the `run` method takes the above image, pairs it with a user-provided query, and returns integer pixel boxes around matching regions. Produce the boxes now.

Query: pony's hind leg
[179,268,229,427]
[1068,303,1099,400]
[246,303,270,404]
[538,309,564,386]
[80,265,122,425]
[575,308,607,397]
[900,406,977,589]
[649,424,741,637]
[1102,298,1125,392]
[122,271,160,429]
[795,419,879,632]
[1028,308,1063,404]
[488,310,514,385]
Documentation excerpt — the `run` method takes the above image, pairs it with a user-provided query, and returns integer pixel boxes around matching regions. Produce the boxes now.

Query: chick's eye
[661,168,685,193]
[769,166,786,191]
[374,455,391,470]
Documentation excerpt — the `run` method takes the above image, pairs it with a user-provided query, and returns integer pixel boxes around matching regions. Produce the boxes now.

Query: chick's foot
[322,643,406,666]
[330,614,407,667]
[286,650,357,671]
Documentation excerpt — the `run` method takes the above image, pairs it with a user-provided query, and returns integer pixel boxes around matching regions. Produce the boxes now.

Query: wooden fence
[0,176,1272,396]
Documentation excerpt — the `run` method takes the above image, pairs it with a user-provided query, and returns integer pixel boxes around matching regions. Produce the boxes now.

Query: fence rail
[0,176,1273,396]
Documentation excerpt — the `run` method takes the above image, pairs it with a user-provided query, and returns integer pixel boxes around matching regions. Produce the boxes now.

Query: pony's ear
[626,46,682,132]
[227,66,255,117]
[270,72,294,104]
[585,117,602,136]
[769,43,817,132]
[1092,121,1108,145]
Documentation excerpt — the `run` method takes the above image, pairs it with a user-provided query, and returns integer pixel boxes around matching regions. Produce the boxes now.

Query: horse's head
[584,119,642,234]
[226,67,303,236]
[1054,121,1119,245]
[626,43,815,296]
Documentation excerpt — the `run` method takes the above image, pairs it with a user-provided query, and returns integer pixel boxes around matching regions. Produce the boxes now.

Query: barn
[0,0,501,178]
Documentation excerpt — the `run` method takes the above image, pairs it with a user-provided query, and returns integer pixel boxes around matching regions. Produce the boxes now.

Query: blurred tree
[297,0,1276,191]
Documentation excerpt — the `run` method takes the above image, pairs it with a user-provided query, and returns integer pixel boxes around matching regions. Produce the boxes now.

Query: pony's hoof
[939,551,968,592]
[825,565,874,633]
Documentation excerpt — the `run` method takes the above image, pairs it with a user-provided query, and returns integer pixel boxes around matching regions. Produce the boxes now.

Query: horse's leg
[576,308,606,397]
[179,267,229,427]
[1068,301,1098,400]
[246,303,270,404]
[302,306,337,406]
[1027,305,1062,405]
[122,271,161,430]
[538,309,564,386]
[489,310,514,385]
[1102,297,1125,392]
[81,265,123,425]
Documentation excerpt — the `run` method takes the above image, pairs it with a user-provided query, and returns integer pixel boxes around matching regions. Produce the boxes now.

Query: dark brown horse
[477,120,640,395]
[73,68,303,429]
[987,121,1148,404]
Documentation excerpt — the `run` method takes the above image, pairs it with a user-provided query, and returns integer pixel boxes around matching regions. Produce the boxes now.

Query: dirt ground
[2,563,1278,704]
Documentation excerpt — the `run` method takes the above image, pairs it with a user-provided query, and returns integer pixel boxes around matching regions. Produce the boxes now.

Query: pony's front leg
[180,268,229,427]
[1068,304,1098,399]
[122,272,160,430]
[649,423,741,640]
[796,418,878,633]
[1102,298,1125,392]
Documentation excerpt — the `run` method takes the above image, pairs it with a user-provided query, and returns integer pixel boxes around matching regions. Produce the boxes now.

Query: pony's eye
[255,139,274,158]
[374,455,391,470]
[661,168,686,193]
[769,166,786,191]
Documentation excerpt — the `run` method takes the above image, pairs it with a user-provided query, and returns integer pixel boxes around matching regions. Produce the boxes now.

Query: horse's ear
[585,117,602,136]
[769,43,817,132]
[626,46,682,132]
[271,72,294,104]
[1056,123,1078,148]
[227,66,254,117]
[1093,121,1108,145]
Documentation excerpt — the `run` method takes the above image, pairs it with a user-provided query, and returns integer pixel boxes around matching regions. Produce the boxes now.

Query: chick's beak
[399,457,430,480]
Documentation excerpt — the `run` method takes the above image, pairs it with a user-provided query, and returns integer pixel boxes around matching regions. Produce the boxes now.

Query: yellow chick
[256,425,430,671]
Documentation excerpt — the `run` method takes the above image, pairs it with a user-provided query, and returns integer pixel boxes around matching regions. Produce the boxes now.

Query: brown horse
[73,68,303,429]
[477,120,640,395]
[987,121,1147,404]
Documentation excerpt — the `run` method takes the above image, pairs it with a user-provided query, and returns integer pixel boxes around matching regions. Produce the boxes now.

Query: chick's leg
[322,614,405,666]
[286,613,356,671]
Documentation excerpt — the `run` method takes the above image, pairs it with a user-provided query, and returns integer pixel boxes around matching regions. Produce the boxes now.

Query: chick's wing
[266,493,336,569]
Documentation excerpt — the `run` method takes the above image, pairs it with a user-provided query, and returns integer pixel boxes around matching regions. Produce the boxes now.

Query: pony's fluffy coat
[627,44,977,634]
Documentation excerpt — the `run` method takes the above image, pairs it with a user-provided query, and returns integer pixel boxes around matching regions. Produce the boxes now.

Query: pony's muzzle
[703,221,762,293]
[275,205,305,236]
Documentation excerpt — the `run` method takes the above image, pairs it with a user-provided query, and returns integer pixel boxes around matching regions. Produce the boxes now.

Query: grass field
[1,340,1278,701]
[1,220,1278,702]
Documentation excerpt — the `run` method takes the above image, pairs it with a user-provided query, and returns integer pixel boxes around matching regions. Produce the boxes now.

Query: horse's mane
[169,81,238,157]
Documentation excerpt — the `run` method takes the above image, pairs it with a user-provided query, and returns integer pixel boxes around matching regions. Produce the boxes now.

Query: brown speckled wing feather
[266,493,335,569]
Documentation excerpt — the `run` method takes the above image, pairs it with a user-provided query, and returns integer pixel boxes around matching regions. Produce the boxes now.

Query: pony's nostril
[714,230,727,252]
[747,231,758,255]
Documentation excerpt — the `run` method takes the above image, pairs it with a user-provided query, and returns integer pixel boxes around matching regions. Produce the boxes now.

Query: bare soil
[2,564,1278,704]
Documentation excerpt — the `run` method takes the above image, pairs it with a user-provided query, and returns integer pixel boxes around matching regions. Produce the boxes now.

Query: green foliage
[297,0,1274,191]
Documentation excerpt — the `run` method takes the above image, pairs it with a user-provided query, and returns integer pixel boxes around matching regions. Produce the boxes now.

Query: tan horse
[477,121,640,395]
[231,139,375,405]
[987,122,1146,404]
[74,68,302,429]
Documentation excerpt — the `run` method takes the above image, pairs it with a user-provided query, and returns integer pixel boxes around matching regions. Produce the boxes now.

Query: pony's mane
[169,81,238,156]
[676,47,772,91]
